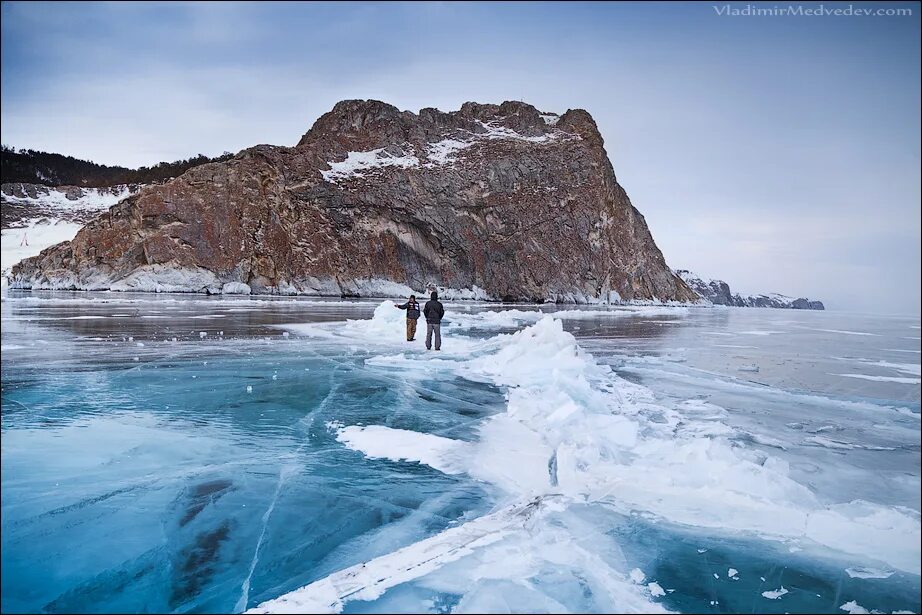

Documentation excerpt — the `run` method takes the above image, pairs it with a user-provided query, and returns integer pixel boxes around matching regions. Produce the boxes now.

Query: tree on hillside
[0,146,235,187]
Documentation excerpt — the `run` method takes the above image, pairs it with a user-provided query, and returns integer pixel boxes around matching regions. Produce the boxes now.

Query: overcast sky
[2,2,919,313]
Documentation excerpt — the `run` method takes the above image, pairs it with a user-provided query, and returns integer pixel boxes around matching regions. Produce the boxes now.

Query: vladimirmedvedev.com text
[712,4,913,17]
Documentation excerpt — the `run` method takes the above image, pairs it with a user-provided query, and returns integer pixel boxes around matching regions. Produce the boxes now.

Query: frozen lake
[1,292,919,614]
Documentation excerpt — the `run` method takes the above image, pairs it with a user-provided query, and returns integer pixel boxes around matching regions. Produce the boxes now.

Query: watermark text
[713,4,913,17]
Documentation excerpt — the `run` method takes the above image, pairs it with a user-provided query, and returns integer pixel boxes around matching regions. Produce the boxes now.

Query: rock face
[675,270,824,310]
[10,100,698,303]
[1,183,142,283]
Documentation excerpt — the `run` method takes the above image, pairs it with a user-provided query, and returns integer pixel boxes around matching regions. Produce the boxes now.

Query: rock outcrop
[675,270,824,310]
[9,100,698,303]
[1,183,143,283]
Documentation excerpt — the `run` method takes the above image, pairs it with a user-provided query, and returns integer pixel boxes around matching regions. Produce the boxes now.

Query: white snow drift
[256,302,921,613]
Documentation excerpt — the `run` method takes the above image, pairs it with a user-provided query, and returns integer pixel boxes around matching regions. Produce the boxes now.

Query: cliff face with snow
[9,100,697,303]
[2,183,137,228]
[1,183,139,285]
[675,270,824,310]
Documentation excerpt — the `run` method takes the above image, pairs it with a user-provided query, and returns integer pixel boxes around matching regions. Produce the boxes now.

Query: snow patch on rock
[321,148,420,183]
[425,139,474,166]
[476,120,560,143]
[1,184,135,213]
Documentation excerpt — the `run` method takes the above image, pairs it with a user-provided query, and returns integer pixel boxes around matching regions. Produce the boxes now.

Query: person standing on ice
[394,294,421,341]
[423,291,445,351]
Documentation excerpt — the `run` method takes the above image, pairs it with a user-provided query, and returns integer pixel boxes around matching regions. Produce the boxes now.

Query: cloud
[1,2,919,313]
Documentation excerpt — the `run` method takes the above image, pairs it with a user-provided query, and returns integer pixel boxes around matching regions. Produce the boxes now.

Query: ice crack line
[235,464,293,612]
[247,496,559,614]
[548,448,559,487]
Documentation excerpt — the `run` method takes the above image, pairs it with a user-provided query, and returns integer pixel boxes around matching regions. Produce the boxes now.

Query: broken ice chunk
[762,587,789,599]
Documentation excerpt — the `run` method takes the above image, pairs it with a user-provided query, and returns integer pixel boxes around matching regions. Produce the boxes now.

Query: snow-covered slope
[675,269,824,310]
[1,183,138,285]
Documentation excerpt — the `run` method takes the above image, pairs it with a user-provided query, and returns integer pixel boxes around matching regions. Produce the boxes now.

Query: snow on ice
[252,302,921,613]
[838,600,870,614]
[761,587,789,599]
[845,566,894,579]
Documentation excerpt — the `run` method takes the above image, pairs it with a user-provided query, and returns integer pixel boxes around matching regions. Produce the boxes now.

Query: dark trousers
[426,323,441,350]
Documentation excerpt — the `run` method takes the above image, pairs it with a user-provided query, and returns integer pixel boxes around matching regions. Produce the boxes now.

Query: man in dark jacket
[395,295,421,341]
[423,291,445,351]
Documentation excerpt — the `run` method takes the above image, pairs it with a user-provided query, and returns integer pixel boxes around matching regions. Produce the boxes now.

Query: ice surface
[443,305,687,331]
[248,497,609,614]
[835,373,921,385]
[836,359,921,377]
[884,354,921,374]
[846,566,894,579]
[255,305,919,613]
[3,296,919,614]
[816,329,879,336]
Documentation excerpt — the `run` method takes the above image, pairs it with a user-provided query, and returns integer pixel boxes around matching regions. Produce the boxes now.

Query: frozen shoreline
[1,285,706,309]
[6,275,705,307]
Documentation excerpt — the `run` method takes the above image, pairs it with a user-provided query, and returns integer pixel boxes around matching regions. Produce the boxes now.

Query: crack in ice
[236,464,296,612]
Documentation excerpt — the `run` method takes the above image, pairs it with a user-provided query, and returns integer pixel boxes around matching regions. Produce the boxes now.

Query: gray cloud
[2,2,918,313]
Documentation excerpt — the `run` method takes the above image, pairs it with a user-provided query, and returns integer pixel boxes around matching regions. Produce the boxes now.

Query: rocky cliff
[675,270,824,310]
[9,100,698,303]
[1,183,141,285]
